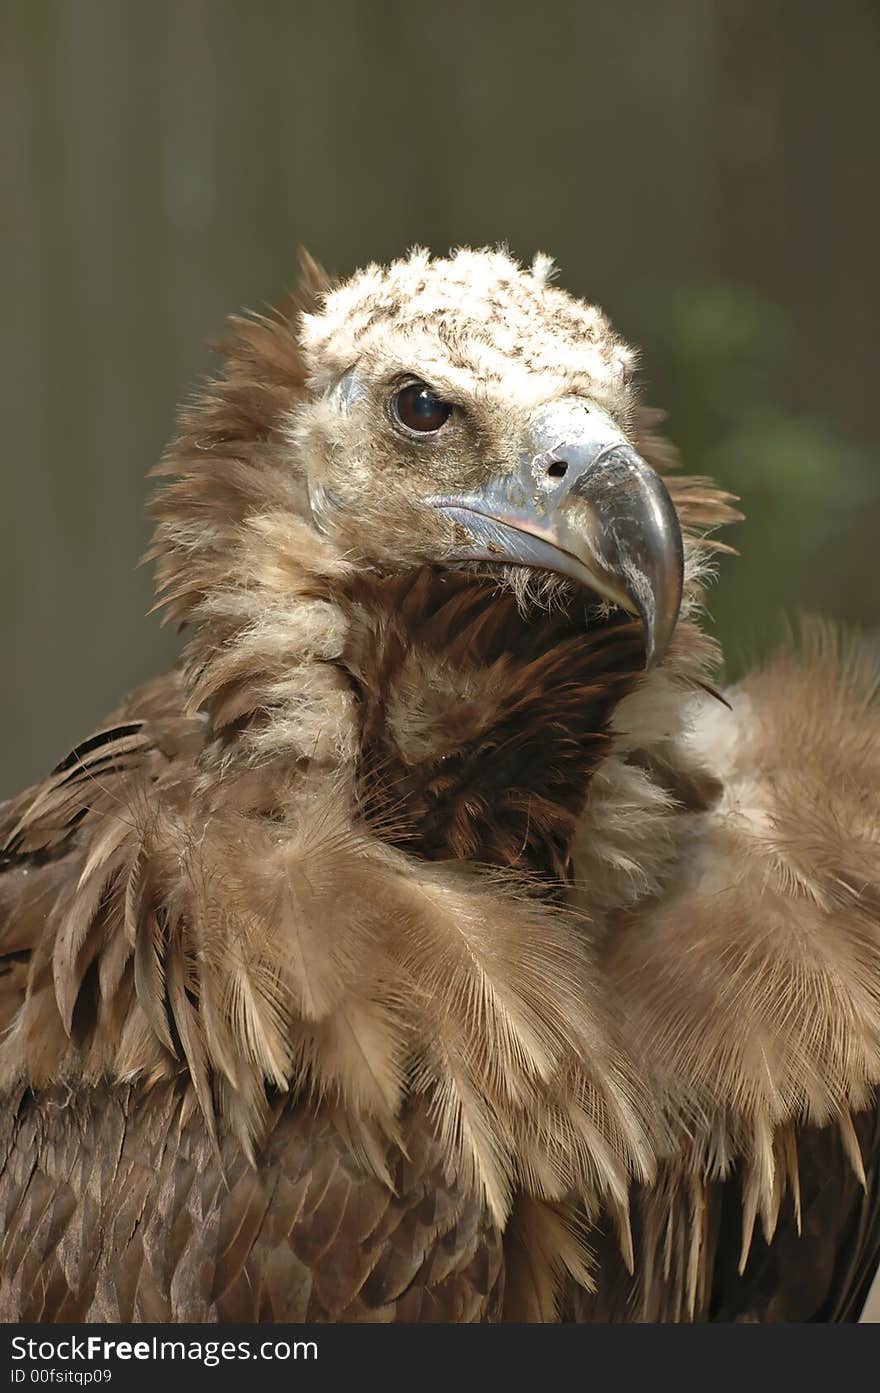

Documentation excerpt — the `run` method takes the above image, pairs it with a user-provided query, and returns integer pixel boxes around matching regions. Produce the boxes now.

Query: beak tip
[635,606,659,670]
[633,566,682,670]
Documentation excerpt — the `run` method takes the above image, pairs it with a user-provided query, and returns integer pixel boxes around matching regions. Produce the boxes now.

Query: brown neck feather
[336,567,645,885]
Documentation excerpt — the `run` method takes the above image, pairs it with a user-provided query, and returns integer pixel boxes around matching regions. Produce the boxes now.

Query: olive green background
[2,0,878,797]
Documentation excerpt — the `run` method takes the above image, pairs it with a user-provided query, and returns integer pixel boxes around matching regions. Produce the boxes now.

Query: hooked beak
[429,398,684,666]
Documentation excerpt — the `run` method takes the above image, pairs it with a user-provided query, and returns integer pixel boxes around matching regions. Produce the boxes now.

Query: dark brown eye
[393,381,452,434]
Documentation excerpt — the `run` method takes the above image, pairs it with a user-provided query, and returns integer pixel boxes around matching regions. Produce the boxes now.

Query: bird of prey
[1,248,879,1323]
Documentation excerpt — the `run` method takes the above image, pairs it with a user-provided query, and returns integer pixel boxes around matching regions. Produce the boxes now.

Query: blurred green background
[2,0,878,796]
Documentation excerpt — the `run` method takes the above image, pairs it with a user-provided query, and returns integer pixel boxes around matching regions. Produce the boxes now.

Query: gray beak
[429,397,684,666]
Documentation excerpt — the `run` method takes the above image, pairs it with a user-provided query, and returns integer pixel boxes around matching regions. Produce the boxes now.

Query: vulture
[2,247,879,1324]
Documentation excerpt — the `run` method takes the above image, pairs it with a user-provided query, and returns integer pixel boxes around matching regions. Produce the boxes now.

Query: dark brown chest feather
[341,569,644,883]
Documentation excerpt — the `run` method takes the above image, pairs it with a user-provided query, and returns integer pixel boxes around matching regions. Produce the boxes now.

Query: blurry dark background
[2,0,878,796]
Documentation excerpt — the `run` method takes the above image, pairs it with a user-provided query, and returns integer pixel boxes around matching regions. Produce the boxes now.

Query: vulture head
[295,248,683,666]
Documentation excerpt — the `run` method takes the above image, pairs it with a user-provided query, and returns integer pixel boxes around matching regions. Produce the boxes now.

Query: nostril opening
[547,459,568,479]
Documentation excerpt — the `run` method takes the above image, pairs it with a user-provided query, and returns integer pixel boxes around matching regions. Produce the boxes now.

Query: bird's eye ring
[392,381,452,435]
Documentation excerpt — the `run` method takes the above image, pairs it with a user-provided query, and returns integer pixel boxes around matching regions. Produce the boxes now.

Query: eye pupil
[394,382,452,434]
